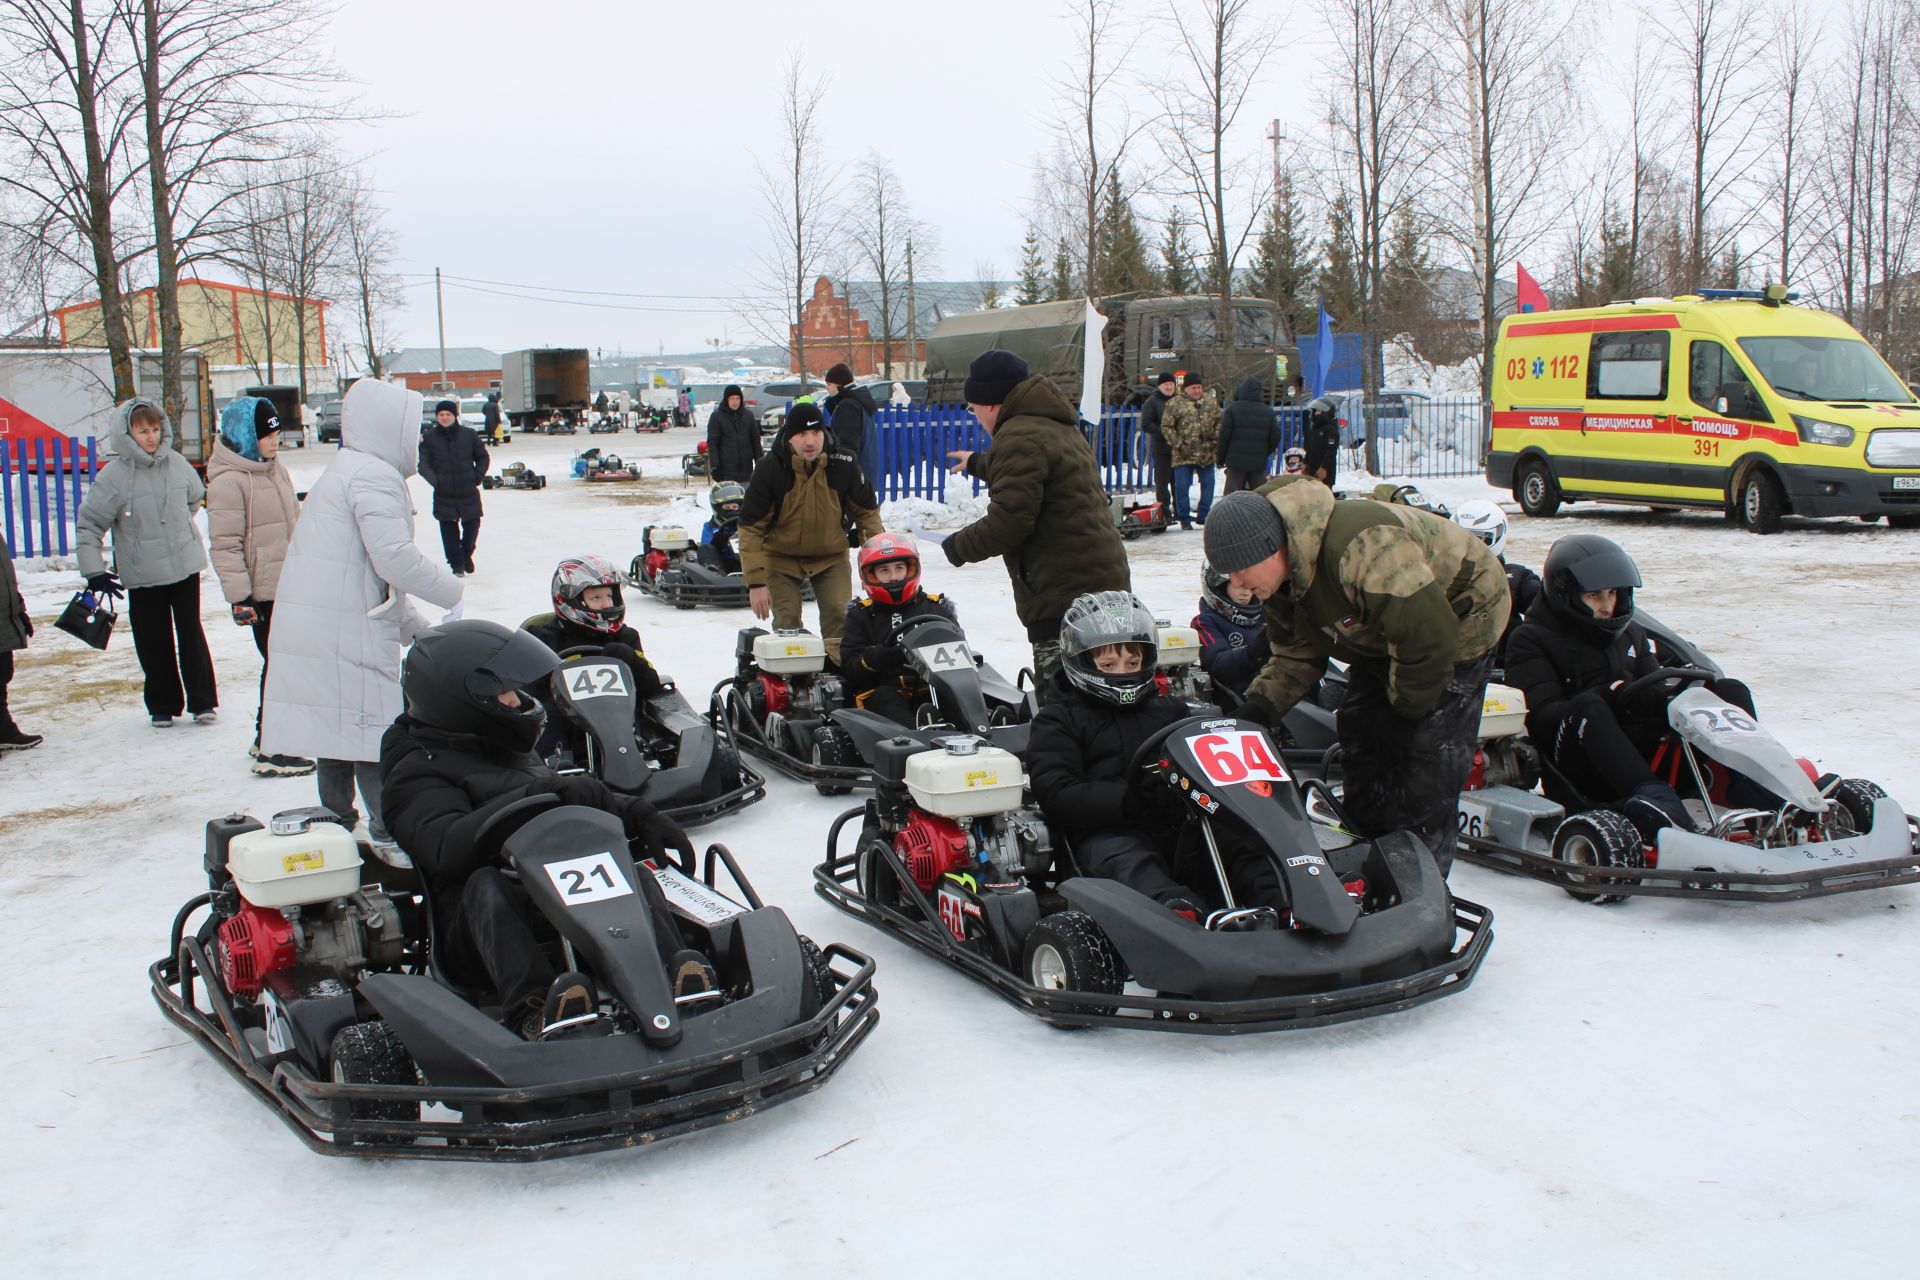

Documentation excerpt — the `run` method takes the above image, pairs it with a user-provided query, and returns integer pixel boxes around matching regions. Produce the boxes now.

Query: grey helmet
[1059,590,1160,707]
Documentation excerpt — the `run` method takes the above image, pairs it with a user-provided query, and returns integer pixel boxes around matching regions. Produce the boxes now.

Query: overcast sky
[327,0,1639,365]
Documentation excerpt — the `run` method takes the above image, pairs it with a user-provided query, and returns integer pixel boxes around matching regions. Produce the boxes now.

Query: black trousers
[1222,467,1267,494]
[438,516,481,569]
[1150,443,1174,508]
[0,650,16,733]
[856,684,925,727]
[1336,650,1495,875]
[1077,828,1286,911]
[1542,678,1757,803]
[127,573,217,718]
[248,600,275,744]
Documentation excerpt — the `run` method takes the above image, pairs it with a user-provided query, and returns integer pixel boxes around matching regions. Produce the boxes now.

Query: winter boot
[1164,897,1203,925]
[1623,781,1698,844]
[0,726,43,751]
[250,745,316,777]
[193,709,218,725]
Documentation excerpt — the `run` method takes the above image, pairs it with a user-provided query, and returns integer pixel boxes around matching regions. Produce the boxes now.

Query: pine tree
[1049,242,1075,301]
[1015,226,1048,306]
[1160,212,1196,296]
[1094,172,1157,296]
[1316,196,1362,327]
[1245,174,1315,339]
[1380,206,1431,333]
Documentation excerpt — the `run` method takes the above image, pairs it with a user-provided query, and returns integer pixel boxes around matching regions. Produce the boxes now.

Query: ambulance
[1487,287,1920,532]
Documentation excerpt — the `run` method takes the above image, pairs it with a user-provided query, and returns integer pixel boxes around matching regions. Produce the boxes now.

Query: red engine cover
[758,673,791,716]
[894,811,972,892]
[643,549,669,580]
[1465,748,1487,792]
[216,903,296,997]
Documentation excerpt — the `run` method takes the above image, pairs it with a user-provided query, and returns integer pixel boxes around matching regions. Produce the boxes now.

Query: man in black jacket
[1300,396,1339,487]
[705,384,763,483]
[1216,375,1282,494]
[1139,370,1177,509]
[380,620,697,1038]
[823,363,881,484]
[418,399,489,575]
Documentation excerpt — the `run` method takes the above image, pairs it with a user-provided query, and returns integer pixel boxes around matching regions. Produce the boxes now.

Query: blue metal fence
[3,437,100,559]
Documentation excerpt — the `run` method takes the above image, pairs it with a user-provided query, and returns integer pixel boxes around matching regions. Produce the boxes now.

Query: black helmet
[1201,560,1262,628]
[708,480,745,524]
[1304,396,1336,429]
[1059,591,1160,708]
[1541,534,1642,638]
[402,620,560,753]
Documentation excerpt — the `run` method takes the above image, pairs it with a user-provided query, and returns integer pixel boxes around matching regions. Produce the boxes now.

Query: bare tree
[1422,0,1580,395]
[847,155,912,377]
[337,177,400,379]
[1646,0,1761,288]
[974,262,1004,311]
[1155,0,1281,342]
[0,0,144,397]
[1047,0,1150,295]
[752,56,840,377]
[1765,0,1819,287]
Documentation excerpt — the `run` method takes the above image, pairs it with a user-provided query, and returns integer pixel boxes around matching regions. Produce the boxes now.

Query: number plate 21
[543,851,634,905]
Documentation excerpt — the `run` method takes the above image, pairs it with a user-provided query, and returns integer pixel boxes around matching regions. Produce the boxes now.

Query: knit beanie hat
[781,400,827,442]
[824,363,854,387]
[1181,371,1205,388]
[962,349,1029,406]
[254,399,282,436]
[1203,490,1288,572]
[1155,370,1177,388]
[435,398,459,418]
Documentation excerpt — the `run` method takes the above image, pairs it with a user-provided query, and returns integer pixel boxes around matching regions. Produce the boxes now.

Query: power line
[402,271,787,306]
[436,279,770,316]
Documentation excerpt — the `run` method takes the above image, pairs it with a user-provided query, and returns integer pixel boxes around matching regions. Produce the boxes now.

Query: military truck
[501,347,591,432]
[922,295,1298,408]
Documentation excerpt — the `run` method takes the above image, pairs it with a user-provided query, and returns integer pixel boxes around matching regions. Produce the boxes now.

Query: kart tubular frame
[150,896,879,1162]
[817,808,1493,1034]
[709,677,874,792]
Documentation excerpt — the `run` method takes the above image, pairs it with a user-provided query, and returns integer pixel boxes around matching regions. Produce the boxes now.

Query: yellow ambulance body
[1487,289,1920,531]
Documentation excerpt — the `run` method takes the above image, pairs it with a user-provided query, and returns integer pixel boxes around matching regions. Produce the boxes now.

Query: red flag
[1515,262,1549,314]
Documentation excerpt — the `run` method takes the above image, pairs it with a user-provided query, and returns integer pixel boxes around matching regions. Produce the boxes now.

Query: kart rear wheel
[1023,910,1122,1025]
[797,934,835,1009]
[328,1021,419,1129]
[1831,778,1887,834]
[811,726,856,796]
[1516,459,1561,517]
[1553,810,1644,905]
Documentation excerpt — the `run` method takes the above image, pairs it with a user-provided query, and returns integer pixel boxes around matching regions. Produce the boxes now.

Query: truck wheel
[1738,469,1784,533]
[1023,911,1122,1024]
[328,1021,419,1128]
[1516,459,1561,517]
[1830,778,1887,834]
[1552,810,1644,905]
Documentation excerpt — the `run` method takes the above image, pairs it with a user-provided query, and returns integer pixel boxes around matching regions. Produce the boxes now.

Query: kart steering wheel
[1612,665,1719,707]
[556,644,611,660]
[471,793,564,866]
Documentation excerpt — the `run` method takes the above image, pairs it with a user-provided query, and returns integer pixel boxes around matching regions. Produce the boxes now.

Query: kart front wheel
[811,726,856,796]
[1553,810,1644,906]
[1023,910,1122,1025]
[328,1021,419,1129]
[1831,778,1887,834]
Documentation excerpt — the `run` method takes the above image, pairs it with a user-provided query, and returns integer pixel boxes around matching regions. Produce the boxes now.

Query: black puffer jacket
[1504,599,1659,740]
[380,714,621,907]
[417,422,489,520]
[840,590,959,700]
[1027,677,1189,844]
[705,387,763,483]
[1301,403,1339,485]
[1140,388,1175,455]
[824,383,878,458]
[1216,376,1280,471]
[521,612,667,702]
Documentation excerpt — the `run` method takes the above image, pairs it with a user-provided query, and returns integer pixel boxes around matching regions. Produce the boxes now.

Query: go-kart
[821,615,1036,791]
[683,442,711,477]
[1113,492,1171,540]
[151,801,877,1160]
[1152,617,1342,779]
[547,644,765,826]
[629,524,763,610]
[479,461,546,491]
[1456,668,1920,902]
[711,627,863,794]
[574,449,641,481]
[817,714,1492,1032]
[589,414,623,435]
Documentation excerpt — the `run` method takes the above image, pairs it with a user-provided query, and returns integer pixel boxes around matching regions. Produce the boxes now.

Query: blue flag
[1310,301,1335,397]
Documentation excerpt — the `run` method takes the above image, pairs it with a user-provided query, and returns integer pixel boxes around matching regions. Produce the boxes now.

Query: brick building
[56,277,328,371]
[378,347,503,393]
[789,276,1007,378]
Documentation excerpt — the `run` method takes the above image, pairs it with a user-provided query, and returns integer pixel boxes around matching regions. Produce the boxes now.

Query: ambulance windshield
[1738,336,1914,403]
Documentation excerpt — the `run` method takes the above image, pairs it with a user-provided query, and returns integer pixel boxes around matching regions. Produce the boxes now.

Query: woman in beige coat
[207,397,311,775]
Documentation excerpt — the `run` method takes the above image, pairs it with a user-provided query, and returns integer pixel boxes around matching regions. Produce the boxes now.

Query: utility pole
[1267,119,1284,225]
[434,266,449,393]
[904,236,919,379]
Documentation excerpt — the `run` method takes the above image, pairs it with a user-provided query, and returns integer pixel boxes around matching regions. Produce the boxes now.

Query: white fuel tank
[228,814,363,908]
[904,739,1026,818]
[1156,624,1201,667]
[648,525,693,551]
[1478,683,1527,740]
[753,630,827,674]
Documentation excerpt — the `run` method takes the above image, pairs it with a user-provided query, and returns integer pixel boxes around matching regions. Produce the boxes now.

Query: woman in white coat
[261,379,463,852]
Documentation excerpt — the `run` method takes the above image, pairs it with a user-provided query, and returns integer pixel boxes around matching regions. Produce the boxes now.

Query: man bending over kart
[1204,480,1510,874]
[738,401,882,665]
[522,555,668,762]
[382,620,701,1040]
[1028,591,1289,931]
[1505,534,1766,843]
[840,531,960,727]
[699,481,747,575]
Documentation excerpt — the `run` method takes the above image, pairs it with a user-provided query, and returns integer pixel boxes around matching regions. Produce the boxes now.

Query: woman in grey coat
[260,379,463,851]
[75,398,217,726]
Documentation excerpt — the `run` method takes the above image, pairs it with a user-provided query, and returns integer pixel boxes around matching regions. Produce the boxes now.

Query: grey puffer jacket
[75,399,208,588]
[260,379,463,763]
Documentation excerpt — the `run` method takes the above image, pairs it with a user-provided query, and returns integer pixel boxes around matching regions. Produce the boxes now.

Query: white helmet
[1454,500,1508,559]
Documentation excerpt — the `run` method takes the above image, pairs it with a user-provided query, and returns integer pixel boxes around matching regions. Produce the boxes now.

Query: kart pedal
[1205,906,1282,933]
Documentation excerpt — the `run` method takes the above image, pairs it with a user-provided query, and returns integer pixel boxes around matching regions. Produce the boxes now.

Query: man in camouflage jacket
[1202,478,1510,871]
[1160,373,1221,529]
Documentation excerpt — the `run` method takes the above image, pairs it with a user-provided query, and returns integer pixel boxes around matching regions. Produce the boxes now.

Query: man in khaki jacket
[738,401,882,662]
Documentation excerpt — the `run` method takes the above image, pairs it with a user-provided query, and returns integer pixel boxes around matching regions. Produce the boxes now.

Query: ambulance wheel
[1516,460,1561,517]
[328,1021,419,1128]
[1552,810,1644,905]
[1737,469,1784,534]
[1023,911,1122,1024]
[1831,778,1886,834]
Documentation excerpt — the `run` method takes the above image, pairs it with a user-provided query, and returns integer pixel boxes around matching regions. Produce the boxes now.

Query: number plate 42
[1184,730,1290,787]
[564,662,630,701]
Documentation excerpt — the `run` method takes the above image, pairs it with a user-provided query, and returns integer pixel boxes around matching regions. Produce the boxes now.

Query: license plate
[1893,476,1920,490]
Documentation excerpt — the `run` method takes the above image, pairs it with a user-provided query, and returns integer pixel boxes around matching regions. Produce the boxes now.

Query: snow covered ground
[5,427,1917,1275]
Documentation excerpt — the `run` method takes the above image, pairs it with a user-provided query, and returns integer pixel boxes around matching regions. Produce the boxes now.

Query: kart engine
[759,671,844,720]
[1470,737,1541,792]
[892,805,1053,890]
[216,891,409,998]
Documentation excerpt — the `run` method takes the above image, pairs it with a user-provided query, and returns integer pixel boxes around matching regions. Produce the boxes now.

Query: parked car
[313,399,342,444]
[1324,389,1412,448]
[458,395,490,431]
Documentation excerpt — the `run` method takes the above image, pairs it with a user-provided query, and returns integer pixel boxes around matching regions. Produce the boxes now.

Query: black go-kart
[480,461,546,491]
[628,524,770,611]
[712,627,863,794]
[589,415,623,435]
[546,644,765,826]
[824,615,1035,777]
[152,800,878,1160]
[817,714,1492,1033]
[682,443,711,477]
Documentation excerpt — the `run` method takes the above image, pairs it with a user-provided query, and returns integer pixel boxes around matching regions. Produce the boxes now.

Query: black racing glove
[1245,630,1272,665]
[85,572,125,601]
[620,796,694,868]
[863,646,907,672]
[543,774,610,810]
[602,640,643,668]
[1123,779,1185,825]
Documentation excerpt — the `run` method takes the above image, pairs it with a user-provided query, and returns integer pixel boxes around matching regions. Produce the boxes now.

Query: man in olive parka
[1204,478,1509,871]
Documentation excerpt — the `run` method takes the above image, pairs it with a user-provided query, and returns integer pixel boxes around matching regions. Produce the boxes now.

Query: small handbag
[54,590,116,650]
